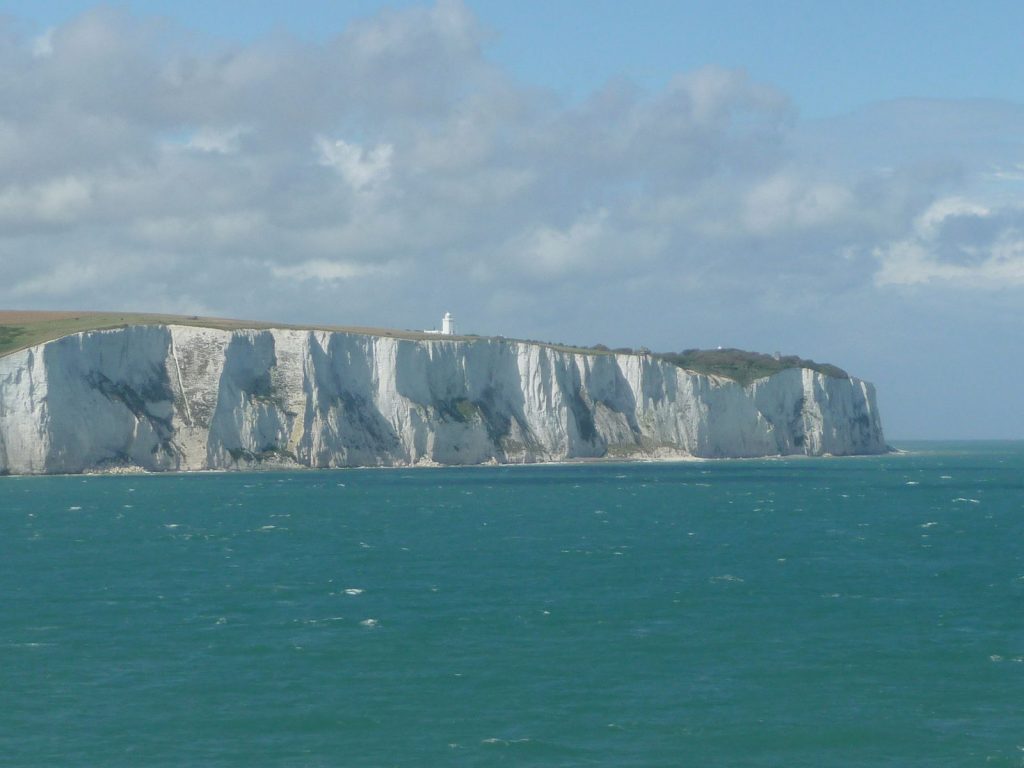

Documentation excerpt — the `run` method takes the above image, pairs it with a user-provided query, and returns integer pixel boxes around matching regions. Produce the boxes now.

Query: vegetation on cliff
[653,348,848,386]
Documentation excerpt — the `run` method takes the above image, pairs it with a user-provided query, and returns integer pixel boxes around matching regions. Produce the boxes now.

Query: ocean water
[2,442,1022,767]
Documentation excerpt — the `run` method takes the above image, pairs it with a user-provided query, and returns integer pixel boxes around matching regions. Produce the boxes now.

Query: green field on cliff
[0,311,449,359]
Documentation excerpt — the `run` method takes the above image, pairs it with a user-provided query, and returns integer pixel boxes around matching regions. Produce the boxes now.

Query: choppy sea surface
[2,442,1022,767]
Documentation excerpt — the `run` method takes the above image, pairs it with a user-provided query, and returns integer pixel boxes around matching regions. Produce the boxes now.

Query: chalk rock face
[0,326,888,474]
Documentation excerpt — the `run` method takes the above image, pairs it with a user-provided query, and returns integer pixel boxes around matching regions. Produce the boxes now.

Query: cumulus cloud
[270,258,399,282]
[512,211,611,278]
[0,176,92,225]
[741,174,855,236]
[315,137,393,190]
[185,126,249,154]
[0,1,1022,352]
[874,198,1024,287]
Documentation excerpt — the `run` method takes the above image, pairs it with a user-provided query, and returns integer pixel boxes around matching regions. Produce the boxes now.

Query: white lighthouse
[424,312,457,336]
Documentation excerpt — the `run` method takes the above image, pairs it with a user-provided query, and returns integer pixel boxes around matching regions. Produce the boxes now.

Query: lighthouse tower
[441,312,455,335]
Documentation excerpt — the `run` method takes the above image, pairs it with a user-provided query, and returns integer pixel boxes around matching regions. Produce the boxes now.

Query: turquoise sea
[2,442,1022,766]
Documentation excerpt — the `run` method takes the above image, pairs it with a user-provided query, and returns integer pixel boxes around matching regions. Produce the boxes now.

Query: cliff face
[0,325,887,474]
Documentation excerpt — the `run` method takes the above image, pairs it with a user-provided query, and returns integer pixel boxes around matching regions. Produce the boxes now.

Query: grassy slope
[0,311,848,384]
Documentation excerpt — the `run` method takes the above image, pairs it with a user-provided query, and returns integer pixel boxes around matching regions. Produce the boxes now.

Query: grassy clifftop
[653,348,848,386]
[0,311,451,359]
[0,311,849,385]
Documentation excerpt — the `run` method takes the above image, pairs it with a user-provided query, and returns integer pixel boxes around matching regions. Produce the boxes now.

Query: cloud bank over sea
[1,2,1023,437]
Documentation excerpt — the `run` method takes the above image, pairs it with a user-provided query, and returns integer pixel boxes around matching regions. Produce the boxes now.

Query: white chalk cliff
[0,325,887,474]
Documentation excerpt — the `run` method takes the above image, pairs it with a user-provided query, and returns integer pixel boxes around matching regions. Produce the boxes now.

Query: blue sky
[13,0,1024,117]
[1,2,1023,439]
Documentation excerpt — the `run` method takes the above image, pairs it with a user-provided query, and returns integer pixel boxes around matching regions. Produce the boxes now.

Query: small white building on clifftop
[424,312,456,336]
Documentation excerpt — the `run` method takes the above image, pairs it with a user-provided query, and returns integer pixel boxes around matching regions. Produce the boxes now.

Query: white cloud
[875,237,1024,287]
[742,174,854,236]
[514,211,610,277]
[315,137,394,190]
[986,163,1024,183]
[913,197,990,238]
[12,260,104,298]
[185,126,249,154]
[31,28,54,58]
[0,2,1021,350]
[270,259,398,282]
[874,198,1024,287]
[0,177,92,224]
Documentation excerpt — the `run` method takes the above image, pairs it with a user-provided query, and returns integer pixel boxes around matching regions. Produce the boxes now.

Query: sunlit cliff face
[0,325,886,475]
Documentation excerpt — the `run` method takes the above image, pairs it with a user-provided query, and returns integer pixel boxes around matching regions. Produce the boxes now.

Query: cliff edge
[0,323,888,474]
